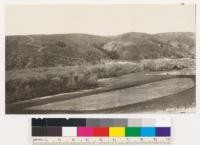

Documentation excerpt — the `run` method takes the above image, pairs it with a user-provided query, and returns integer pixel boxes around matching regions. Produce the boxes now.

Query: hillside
[6,34,111,70]
[6,32,195,70]
[103,32,195,60]
[154,32,195,57]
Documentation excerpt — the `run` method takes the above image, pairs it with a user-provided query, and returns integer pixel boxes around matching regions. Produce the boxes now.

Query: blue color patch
[140,127,156,137]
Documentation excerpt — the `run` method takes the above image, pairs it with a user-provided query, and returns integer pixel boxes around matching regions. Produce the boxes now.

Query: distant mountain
[6,32,195,70]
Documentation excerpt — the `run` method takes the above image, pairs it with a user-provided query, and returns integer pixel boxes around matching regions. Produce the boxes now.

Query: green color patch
[125,127,140,137]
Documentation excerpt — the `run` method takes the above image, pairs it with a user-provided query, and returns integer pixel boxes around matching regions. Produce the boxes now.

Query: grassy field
[6,58,195,103]
[24,77,195,113]
[106,87,195,114]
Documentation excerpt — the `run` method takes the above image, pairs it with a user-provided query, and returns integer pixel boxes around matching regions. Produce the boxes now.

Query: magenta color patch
[77,127,93,136]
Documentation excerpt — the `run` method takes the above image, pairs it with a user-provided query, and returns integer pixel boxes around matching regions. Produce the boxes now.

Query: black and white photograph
[5,4,196,114]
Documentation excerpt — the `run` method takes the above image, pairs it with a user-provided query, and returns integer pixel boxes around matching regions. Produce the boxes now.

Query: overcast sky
[6,4,196,35]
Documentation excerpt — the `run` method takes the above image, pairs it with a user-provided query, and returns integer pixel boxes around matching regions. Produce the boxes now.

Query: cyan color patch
[140,127,156,137]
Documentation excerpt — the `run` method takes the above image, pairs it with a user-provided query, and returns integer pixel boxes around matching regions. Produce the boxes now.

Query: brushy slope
[6,34,111,70]
[103,32,195,60]
[6,32,195,103]
[6,32,195,70]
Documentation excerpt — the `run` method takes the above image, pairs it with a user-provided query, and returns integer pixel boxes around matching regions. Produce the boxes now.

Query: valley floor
[7,70,195,114]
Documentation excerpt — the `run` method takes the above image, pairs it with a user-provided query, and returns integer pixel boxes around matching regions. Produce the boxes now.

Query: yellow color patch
[109,127,125,137]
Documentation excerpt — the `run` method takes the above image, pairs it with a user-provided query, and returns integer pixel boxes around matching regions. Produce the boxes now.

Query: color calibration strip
[32,118,171,137]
